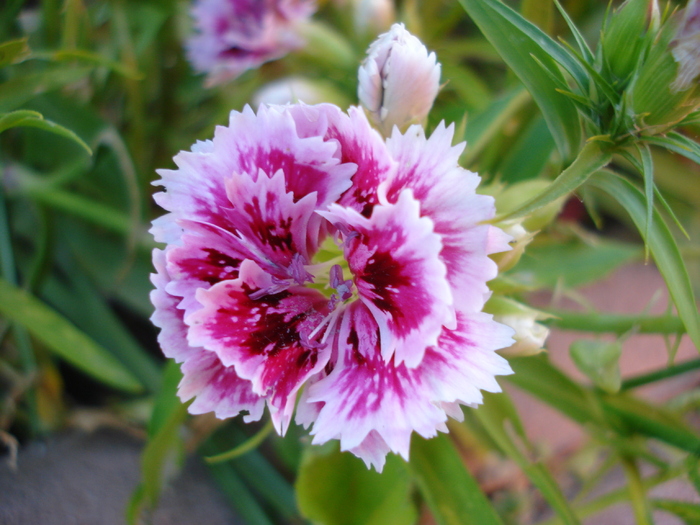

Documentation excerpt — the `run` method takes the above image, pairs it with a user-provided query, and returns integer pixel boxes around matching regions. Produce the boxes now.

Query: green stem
[204,420,274,464]
[621,358,700,391]
[621,457,653,525]
[495,140,612,222]
[545,309,685,335]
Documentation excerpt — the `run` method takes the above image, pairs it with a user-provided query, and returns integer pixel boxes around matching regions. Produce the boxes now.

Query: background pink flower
[186,0,317,86]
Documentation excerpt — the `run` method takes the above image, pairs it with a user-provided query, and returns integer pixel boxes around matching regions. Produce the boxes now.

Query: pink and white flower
[186,0,317,87]
[151,103,513,470]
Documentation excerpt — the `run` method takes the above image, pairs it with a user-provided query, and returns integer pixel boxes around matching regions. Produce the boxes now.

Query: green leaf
[458,0,583,160]
[462,87,531,165]
[475,393,581,525]
[637,143,654,257]
[499,116,556,182]
[297,446,417,525]
[652,500,700,525]
[0,110,92,154]
[508,237,640,290]
[409,433,504,525]
[646,132,700,165]
[0,38,30,67]
[0,278,142,392]
[496,141,611,222]
[0,66,92,113]
[507,355,597,425]
[128,362,188,524]
[587,171,700,352]
[600,395,700,454]
[37,49,143,79]
[570,339,622,393]
[553,0,594,64]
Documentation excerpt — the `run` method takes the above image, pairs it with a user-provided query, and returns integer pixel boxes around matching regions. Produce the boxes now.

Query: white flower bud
[495,314,550,357]
[358,23,441,136]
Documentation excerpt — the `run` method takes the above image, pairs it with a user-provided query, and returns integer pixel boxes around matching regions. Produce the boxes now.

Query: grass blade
[0,278,143,392]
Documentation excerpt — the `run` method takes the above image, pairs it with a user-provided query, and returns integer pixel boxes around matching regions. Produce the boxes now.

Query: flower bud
[352,0,395,37]
[671,0,700,93]
[601,0,653,82]
[358,23,440,136]
[485,297,551,357]
[629,1,700,131]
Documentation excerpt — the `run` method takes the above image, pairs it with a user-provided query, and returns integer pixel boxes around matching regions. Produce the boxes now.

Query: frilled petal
[287,104,394,217]
[187,259,330,433]
[151,249,264,420]
[180,350,266,421]
[152,105,355,246]
[305,303,513,470]
[223,168,319,274]
[384,123,507,312]
[306,302,450,466]
[320,189,453,367]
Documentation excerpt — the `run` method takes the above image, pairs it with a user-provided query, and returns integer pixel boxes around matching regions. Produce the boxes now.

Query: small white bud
[358,23,441,136]
[495,314,550,357]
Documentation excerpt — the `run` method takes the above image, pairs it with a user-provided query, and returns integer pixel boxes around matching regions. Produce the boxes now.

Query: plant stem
[545,309,685,335]
[204,420,274,464]
[621,358,700,390]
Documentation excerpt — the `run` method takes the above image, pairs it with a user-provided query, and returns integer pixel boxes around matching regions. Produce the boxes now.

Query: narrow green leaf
[638,143,654,258]
[0,111,91,154]
[296,446,417,525]
[458,0,583,160]
[601,394,700,454]
[37,49,143,79]
[587,171,700,352]
[0,278,142,392]
[201,442,275,525]
[462,87,531,165]
[0,110,43,133]
[0,66,92,113]
[652,500,700,524]
[128,369,188,524]
[496,141,611,222]
[506,355,597,425]
[553,0,594,63]
[476,393,581,525]
[409,433,504,525]
[0,38,30,67]
[646,132,700,165]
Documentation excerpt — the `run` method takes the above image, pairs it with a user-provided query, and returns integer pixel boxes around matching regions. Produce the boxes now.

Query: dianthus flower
[186,0,316,86]
[150,103,514,470]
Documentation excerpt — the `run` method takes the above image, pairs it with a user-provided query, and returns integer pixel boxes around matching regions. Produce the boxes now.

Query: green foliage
[1,1,699,523]
[297,445,417,525]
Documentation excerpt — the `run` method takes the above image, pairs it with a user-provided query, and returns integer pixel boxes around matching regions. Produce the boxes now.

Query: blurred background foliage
[0,0,699,524]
